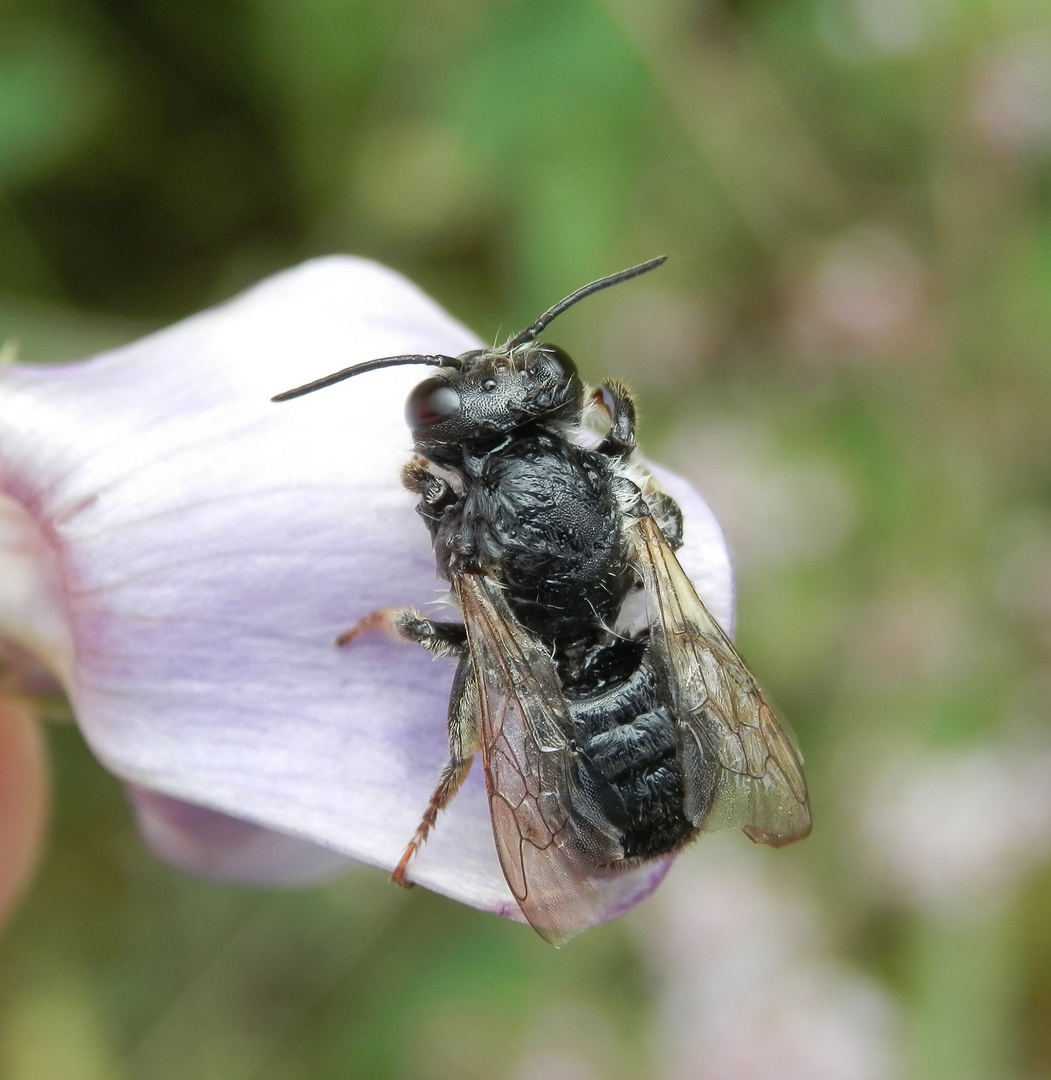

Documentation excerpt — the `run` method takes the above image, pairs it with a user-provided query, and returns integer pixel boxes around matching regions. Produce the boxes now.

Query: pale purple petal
[0,257,734,924]
[126,786,354,885]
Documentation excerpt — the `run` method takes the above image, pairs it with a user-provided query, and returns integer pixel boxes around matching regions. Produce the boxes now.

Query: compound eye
[406,377,460,429]
[536,344,577,381]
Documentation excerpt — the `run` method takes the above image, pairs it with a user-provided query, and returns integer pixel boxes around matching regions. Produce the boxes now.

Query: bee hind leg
[393,655,480,886]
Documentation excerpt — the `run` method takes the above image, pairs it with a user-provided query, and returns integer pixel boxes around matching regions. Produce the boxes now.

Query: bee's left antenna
[504,256,667,350]
[271,353,458,403]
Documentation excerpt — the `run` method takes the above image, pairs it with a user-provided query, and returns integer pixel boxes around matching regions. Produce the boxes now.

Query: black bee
[274,258,810,944]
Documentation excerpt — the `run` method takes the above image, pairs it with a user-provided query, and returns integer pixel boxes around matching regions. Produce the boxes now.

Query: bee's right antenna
[271,353,460,403]
[504,256,667,350]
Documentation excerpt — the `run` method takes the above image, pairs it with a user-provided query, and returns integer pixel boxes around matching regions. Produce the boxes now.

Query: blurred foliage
[3,0,1051,1077]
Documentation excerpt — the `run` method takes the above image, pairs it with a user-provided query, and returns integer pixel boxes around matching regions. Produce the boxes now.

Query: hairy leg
[337,606,477,885]
[392,655,480,886]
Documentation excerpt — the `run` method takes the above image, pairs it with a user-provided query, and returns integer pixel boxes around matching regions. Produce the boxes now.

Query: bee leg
[403,458,460,539]
[402,458,458,509]
[644,490,684,551]
[393,655,480,886]
[592,379,638,458]
[336,608,467,655]
[337,609,476,882]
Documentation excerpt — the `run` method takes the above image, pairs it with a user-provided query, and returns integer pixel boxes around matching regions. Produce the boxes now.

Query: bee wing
[628,514,811,847]
[453,573,637,946]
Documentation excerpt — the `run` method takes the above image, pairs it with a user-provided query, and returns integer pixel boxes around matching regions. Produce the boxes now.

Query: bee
[273,258,810,944]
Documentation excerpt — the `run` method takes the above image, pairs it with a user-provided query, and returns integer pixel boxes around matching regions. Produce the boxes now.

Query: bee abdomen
[568,663,697,861]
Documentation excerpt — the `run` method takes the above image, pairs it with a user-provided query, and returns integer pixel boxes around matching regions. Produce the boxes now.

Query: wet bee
[274,258,810,944]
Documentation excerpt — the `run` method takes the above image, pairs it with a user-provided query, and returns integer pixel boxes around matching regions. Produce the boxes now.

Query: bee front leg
[392,654,480,887]
[403,455,457,505]
[592,379,638,458]
[403,457,460,541]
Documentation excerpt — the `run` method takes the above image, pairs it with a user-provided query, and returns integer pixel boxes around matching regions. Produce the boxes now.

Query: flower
[0,257,734,930]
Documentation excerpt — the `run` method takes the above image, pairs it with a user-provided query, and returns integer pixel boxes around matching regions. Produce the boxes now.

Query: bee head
[404,342,583,452]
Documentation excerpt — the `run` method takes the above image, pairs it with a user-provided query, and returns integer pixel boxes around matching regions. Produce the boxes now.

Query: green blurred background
[4,0,1051,1077]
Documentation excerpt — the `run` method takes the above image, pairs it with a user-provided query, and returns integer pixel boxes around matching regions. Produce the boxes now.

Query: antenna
[504,256,667,349]
[271,256,668,402]
[271,353,459,403]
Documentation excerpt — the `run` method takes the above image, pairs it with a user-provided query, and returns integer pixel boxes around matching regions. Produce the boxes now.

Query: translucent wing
[453,573,650,947]
[627,514,811,847]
